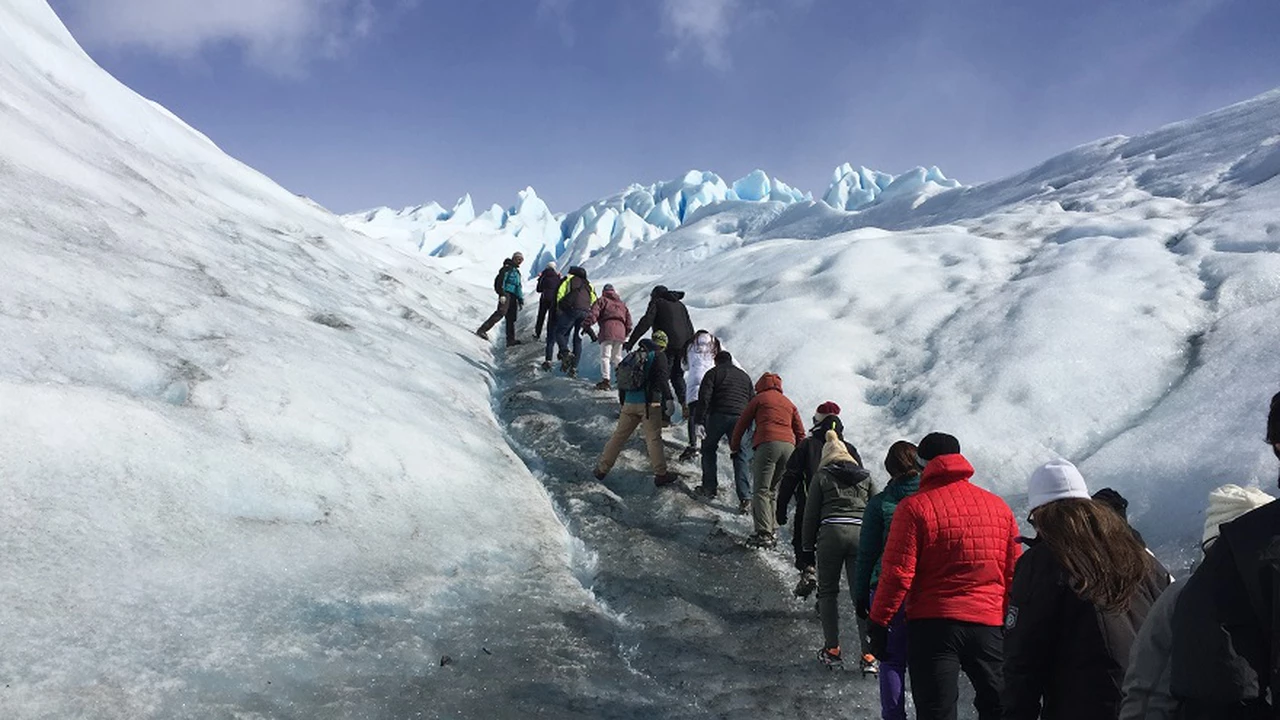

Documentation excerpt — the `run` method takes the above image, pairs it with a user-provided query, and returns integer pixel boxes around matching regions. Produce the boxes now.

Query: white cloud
[660,0,739,70]
[56,0,400,75]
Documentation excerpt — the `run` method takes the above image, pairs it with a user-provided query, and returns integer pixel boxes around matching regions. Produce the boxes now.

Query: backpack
[615,349,653,392]
[493,266,509,295]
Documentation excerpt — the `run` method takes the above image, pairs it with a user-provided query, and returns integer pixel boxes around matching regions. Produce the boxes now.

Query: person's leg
[544,309,559,361]
[640,405,668,476]
[666,348,686,400]
[732,443,751,504]
[908,619,962,720]
[876,588,909,720]
[816,525,857,651]
[791,495,808,570]
[478,296,508,334]
[554,309,571,355]
[843,531,870,659]
[765,443,794,535]
[535,298,550,337]
[571,317,584,361]
[700,414,728,492]
[595,405,643,476]
[751,441,787,536]
[958,624,1005,720]
[503,292,519,343]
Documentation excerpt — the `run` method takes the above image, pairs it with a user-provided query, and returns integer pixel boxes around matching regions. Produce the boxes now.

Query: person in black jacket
[1003,459,1171,720]
[777,402,862,599]
[533,262,561,340]
[1168,391,1280,720]
[625,286,695,407]
[593,337,678,487]
[693,351,753,510]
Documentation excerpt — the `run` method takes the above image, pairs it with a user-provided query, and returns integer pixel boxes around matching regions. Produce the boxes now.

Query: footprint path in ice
[494,338,892,718]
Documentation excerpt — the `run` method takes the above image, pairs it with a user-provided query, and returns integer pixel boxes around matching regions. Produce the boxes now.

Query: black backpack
[493,266,509,295]
[615,349,653,392]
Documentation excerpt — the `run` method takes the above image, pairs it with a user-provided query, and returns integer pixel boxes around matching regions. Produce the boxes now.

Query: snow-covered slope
[586,90,1280,564]
[0,2,611,717]
[341,165,959,284]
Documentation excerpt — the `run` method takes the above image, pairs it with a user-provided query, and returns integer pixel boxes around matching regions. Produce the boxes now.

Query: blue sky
[49,0,1280,214]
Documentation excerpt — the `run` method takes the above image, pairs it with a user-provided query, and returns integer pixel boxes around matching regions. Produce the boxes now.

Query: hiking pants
[816,523,864,652]
[543,306,559,361]
[872,587,909,720]
[685,400,702,448]
[555,307,588,361]
[595,403,667,476]
[790,498,816,571]
[907,619,1004,720]
[600,340,624,381]
[478,292,519,343]
[535,296,555,337]
[665,347,686,400]
[700,412,750,500]
[750,441,794,537]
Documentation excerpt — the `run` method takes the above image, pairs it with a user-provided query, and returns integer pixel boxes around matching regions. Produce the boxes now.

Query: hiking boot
[592,468,607,481]
[860,654,879,676]
[677,445,699,462]
[739,499,751,515]
[818,646,843,669]
[693,485,716,500]
[560,352,575,373]
[507,339,524,347]
[594,379,612,391]
[654,472,679,487]
[475,329,489,340]
[540,360,552,371]
[744,532,777,549]
[793,568,817,599]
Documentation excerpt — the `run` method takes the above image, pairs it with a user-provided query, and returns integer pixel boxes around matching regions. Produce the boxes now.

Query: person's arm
[584,299,601,327]
[626,301,656,348]
[869,501,920,626]
[853,495,885,612]
[624,306,633,336]
[1001,549,1060,720]
[801,472,824,552]
[512,269,524,303]
[790,406,806,445]
[1119,584,1181,720]
[649,351,671,404]
[729,397,758,453]
[695,370,717,425]
[1004,513,1023,612]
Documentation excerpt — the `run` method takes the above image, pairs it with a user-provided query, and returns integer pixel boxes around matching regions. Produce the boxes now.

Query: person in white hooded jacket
[1119,483,1276,720]
[678,330,723,462]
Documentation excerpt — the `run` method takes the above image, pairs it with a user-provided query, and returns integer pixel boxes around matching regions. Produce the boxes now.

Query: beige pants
[595,403,667,476]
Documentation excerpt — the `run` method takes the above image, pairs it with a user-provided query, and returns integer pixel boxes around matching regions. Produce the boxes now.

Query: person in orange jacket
[730,372,805,548]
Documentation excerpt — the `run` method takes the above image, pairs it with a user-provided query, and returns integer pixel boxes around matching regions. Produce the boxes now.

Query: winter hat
[819,429,857,468]
[651,285,668,298]
[1203,484,1275,546]
[1092,488,1130,521]
[917,433,961,463]
[1268,392,1280,444]
[814,401,840,419]
[603,283,614,292]
[512,252,524,264]
[1027,458,1090,513]
[652,330,669,349]
[546,261,557,271]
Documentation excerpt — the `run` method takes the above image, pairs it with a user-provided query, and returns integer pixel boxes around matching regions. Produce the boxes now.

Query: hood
[824,460,870,486]
[666,290,686,301]
[601,287,622,301]
[755,372,783,393]
[540,266,560,278]
[886,471,921,501]
[919,453,974,488]
[811,415,844,437]
[569,266,587,279]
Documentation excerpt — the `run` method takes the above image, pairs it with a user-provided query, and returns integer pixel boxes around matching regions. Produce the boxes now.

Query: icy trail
[491,338,924,718]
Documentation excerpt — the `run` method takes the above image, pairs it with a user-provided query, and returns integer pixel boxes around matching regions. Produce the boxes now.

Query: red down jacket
[869,453,1021,628]
[729,373,805,452]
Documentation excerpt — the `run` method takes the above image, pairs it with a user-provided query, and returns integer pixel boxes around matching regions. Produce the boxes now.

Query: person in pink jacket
[584,284,633,390]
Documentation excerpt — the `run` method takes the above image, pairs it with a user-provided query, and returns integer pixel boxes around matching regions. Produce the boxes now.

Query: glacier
[3,0,1280,717]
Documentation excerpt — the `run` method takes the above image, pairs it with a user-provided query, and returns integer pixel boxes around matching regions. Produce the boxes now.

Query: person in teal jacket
[854,441,921,720]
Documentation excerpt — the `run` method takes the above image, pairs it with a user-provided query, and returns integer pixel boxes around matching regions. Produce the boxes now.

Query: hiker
[583,283,632,391]
[625,285,694,411]
[692,351,754,511]
[729,373,805,548]
[803,430,875,672]
[853,441,922,719]
[1167,392,1280,720]
[777,402,863,599]
[533,262,561,340]
[678,330,722,461]
[1120,484,1275,720]
[592,334,678,487]
[475,252,524,346]
[1003,459,1171,720]
[868,433,1020,720]
[553,266,596,377]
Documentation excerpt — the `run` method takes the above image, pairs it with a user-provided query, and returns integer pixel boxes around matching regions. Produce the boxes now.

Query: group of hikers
[476,253,1280,720]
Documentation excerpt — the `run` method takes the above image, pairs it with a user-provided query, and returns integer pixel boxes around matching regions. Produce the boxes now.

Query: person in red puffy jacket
[867,432,1021,720]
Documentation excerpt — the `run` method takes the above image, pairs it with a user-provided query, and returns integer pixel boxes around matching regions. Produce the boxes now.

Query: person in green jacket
[803,429,876,670]
[853,441,921,719]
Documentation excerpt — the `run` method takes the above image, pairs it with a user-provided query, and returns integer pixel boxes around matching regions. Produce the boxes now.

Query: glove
[867,621,888,659]
[693,425,706,443]
[623,341,634,352]
[518,299,525,309]
[855,599,870,620]
[664,399,677,418]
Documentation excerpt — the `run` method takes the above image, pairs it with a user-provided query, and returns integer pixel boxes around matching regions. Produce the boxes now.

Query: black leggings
[907,619,1004,720]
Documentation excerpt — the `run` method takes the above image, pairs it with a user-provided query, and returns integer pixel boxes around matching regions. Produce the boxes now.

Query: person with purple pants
[854,441,922,719]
